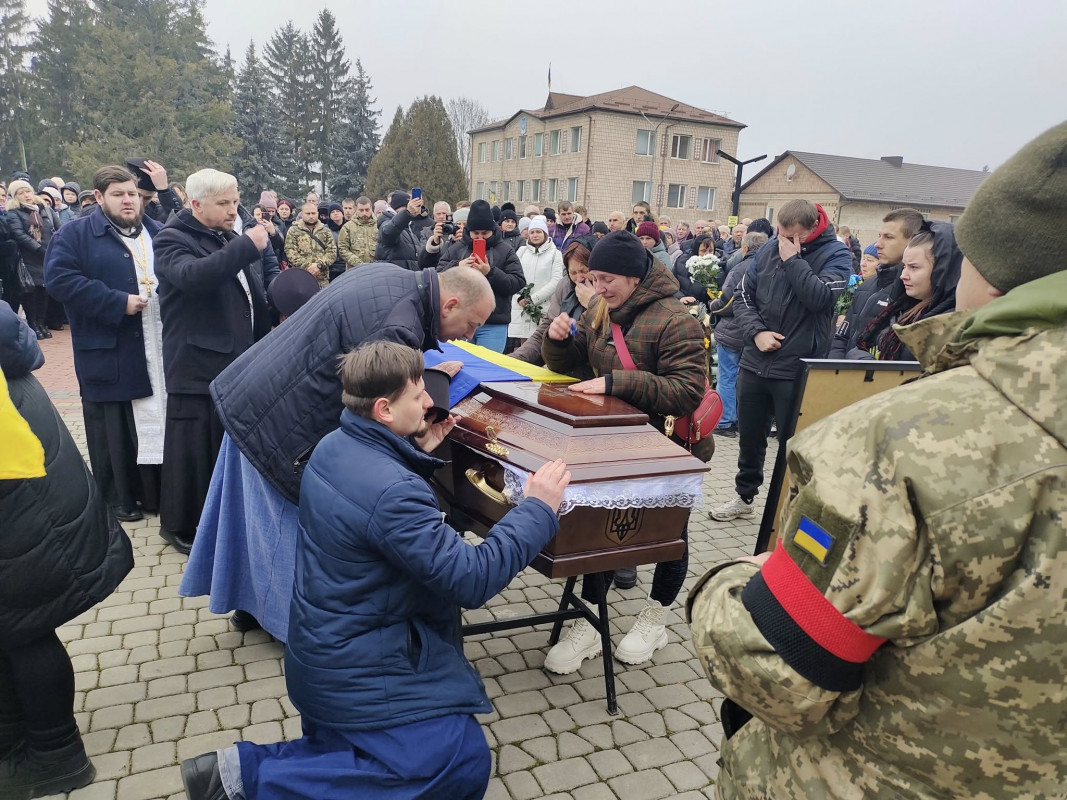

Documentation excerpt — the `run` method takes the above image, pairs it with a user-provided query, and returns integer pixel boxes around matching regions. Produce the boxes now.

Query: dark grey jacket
[211,264,443,504]
[828,263,901,358]
[0,305,133,645]
[708,251,754,352]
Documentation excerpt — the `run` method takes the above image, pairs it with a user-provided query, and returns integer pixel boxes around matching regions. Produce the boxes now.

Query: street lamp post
[639,103,679,212]
[716,149,768,217]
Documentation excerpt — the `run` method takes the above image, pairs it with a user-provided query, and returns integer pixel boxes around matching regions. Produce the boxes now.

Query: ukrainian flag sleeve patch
[793,517,834,564]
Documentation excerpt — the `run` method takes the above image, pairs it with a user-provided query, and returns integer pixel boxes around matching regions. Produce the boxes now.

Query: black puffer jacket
[734,208,853,379]
[211,264,444,504]
[0,305,133,645]
[828,262,901,358]
[7,204,55,284]
[375,208,424,271]
[420,226,525,326]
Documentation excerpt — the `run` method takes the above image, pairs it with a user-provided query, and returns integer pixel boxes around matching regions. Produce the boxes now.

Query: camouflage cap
[956,119,1067,293]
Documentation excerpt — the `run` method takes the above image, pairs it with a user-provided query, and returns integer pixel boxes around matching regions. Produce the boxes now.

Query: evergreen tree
[327,60,379,200]
[29,0,94,172]
[0,0,35,173]
[56,0,237,184]
[232,40,283,204]
[264,21,312,196]
[308,9,350,194]
[364,106,406,200]
[366,97,466,206]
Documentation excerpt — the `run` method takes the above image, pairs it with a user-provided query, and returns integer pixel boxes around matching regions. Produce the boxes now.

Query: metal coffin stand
[432,382,707,713]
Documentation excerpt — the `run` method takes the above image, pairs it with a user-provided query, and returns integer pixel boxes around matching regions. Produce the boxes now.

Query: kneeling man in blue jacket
[181,339,571,800]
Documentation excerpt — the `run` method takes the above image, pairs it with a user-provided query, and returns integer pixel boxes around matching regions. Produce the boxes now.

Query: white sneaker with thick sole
[615,600,669,665]
[709,495,755,521]
[543,618,602,675]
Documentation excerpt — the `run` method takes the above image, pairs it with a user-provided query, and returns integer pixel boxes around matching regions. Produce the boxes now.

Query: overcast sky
[29,0,1066,172]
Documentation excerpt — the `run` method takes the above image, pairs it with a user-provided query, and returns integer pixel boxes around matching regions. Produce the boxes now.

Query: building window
[631,181,651,204]
[699,138,721,163]
[478,143,486,163]
[567,177,578,202]
[490,181,498,202]
[671,134,692,160]
[667,184,687,208]
[476,182,484,200]
[697,186,716,210]
[534,132,544,157]
[635,129,654,156]
[505,138,513,160]
[570,126,582,153]
[548,178,558,202]
[550,130,561,155]
[519,135,527,159]
[765,205,774,224]
[517,180,526,202]
[490,141,497,162]
[531,179,541,202]
[503,181,512,201]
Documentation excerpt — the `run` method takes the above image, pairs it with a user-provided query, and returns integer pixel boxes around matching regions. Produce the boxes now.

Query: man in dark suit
[45,165,166,521]
[153,169,271,554]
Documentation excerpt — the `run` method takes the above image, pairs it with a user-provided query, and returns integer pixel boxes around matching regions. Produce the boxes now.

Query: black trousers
[160,393,225,538]
[21,285,48,332]
[580,523,690,607]
[82,399,161,513]
[0,632,78,753]
[735,369,799,501]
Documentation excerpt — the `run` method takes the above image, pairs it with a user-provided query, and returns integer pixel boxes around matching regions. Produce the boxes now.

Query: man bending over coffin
[180,340,571,800]
[687,120,1067,799]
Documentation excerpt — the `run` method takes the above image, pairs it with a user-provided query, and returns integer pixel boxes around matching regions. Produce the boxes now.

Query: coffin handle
[465,467,513,506]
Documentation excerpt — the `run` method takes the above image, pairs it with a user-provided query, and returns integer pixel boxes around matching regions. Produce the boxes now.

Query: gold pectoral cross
[139,274,155,297]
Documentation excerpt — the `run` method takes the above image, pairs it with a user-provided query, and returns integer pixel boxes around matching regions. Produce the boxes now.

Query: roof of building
[470,86,745,135]
[742,150,989,208]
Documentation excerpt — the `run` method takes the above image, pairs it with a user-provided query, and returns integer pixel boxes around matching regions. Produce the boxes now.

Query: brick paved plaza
[33,328,775,800]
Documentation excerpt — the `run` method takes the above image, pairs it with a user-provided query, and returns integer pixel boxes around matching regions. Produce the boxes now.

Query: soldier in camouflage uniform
[688,119,1067,799]
[284,201,337,288]
[337,196,378,269]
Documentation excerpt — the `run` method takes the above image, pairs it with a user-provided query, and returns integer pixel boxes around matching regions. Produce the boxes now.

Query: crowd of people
[1,117,1065,799]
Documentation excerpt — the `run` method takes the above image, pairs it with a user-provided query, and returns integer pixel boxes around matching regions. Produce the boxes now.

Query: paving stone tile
[130,741,176,773]
[663,760,711,792]
[176,730,241,761]
[620,738,685,770]
[607,768,675,800]
[116,765,183,800]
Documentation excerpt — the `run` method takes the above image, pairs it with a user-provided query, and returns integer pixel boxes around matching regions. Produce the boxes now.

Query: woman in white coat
[508,216,563,342]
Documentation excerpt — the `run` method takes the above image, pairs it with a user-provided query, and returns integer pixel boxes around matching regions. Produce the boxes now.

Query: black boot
[181,751,228,800]
[160,528,194,556]
[229,610,262,633]
[0,737,95,799]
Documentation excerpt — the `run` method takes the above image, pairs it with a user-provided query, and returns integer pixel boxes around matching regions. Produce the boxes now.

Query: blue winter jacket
[44,208,163,402]
[285,410,560,731]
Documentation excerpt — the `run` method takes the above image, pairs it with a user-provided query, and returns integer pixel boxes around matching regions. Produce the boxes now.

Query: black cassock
[159,393,225,538]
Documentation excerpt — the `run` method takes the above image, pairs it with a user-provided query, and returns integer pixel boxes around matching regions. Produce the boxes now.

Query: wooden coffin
[432,382,708,578]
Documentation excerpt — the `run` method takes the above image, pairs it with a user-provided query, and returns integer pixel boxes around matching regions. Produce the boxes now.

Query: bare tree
[445,96,491,179]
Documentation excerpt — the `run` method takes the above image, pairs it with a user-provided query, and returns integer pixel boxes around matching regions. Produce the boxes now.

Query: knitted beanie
[955,120,1067,293]
[587,231,651,279]
[863,243,879,257]
[636,221,661,243]
[466,200,495,232]
[258,191,278,210]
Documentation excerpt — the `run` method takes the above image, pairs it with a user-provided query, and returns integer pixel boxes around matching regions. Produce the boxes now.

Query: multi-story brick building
[739,151,989,246]
[468,86,745,223]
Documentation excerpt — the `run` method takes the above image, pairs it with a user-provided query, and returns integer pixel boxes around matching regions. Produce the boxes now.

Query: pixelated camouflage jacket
[337,217,378,268]
[688,269,1067,800]
[284,220,337,287]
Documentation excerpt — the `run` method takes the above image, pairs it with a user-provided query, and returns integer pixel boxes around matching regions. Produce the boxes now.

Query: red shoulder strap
[610,323,637,370]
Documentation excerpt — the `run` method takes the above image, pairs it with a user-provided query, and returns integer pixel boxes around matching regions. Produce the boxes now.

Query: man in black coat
[125,157,184,224]
[419,199,525,353]
[375,191,425,270]
[153,168,272,554]
[45,165,166,523]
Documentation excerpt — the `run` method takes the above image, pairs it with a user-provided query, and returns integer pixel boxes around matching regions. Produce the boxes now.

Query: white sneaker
[543,618,602,675]
[709,495,755,521]
[615,600,669,665]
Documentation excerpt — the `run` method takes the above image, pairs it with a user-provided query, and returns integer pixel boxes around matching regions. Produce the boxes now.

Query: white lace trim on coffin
[493,459,705,516]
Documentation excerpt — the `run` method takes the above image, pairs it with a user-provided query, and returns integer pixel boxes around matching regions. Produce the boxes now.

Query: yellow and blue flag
[793,516,834,564]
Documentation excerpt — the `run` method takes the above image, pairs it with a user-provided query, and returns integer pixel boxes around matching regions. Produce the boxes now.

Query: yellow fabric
[0,369,45,479]
[449,340,578,384]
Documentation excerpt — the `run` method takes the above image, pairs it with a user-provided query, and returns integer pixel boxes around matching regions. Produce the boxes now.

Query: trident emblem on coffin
[605,508,643,545]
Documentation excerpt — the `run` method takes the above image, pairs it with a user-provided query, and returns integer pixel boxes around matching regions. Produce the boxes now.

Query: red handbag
[610,323,723,446]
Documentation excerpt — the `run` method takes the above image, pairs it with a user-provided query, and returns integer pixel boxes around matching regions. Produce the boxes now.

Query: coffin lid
[450,382,708,483]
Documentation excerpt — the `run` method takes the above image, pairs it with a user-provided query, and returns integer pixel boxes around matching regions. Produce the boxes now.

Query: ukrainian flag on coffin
[793,517,834,564]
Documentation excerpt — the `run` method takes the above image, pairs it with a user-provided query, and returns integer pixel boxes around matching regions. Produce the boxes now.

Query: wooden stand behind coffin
[433,381,708,579]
